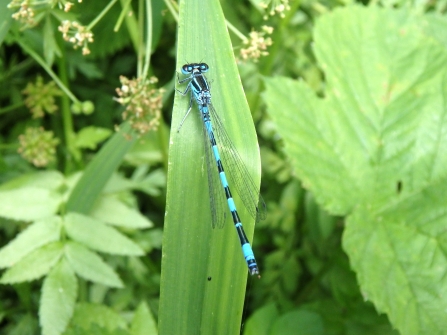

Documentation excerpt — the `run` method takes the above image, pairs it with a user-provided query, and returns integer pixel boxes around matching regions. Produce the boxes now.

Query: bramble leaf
[263,5,447,335]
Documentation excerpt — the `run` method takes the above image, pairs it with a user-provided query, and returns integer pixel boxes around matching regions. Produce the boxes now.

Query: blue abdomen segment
[205,116,260,276]
[242,243,255,261]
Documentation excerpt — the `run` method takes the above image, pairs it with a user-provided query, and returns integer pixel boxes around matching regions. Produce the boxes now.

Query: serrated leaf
[0,242,63,284]
[64,212,144,256]
[0,171,65,191]
[0,216,61,268]
[344,179,447,335]
[263,6,447,215]
[130,302,157,335]
[0,187,62,221]
[40,258,77,335]
[64,242,123,288]
[74,126,113,150]
[69,302,128,331]
[90,196,152,229]
[263,5,447,335]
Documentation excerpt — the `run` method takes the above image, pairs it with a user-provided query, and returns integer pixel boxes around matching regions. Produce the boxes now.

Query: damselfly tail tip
[250,267,261,278]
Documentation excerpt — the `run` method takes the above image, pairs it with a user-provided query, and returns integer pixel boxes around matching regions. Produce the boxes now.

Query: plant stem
[17,38,80,104]
[226,19,247,42]
[87,0,119,30]
[141,0,153,79]
[164,0,179,21]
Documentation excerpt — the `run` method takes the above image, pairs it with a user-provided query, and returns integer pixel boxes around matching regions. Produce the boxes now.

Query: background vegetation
[1,0,447,334]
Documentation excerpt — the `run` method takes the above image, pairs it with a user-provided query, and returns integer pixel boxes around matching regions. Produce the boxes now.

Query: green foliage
[40,258,77,335]
[2,0,447,334]
[263,4,447,335]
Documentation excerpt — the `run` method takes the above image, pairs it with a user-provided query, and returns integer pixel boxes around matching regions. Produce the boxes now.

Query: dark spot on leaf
[396,181,402,193]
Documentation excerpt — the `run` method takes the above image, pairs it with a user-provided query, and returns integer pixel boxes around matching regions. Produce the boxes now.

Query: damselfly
[176,62,266,276]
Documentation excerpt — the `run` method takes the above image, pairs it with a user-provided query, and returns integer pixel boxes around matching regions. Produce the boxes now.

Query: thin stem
[0,143,19,150]
[141,0,152,79]
[56,43,78,171]
[17,38,80,104]
[119,0,139,52]
[226,19,247,42]
[87,0,119,30]
[164,0,179,21]
[114,0,132,32]
[137,0,144,77]
[0,102,25,115]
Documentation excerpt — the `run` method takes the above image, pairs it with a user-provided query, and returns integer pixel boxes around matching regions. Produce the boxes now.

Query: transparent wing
[209,104,267,222]
[200,109,228,229]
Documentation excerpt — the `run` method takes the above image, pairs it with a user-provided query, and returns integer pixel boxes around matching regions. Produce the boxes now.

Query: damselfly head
[181,64,193,74]
[198,63,209,72]
[181,63,209,75]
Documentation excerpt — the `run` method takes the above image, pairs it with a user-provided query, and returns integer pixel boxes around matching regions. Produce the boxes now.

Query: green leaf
[66,123,136,214]
[0,171,65,191]
[243,303,278,335]
[130,301,157,335]
[8,314,38,335]
[43,15,61,65]
[0,187,62,221]
[64,212,144,256]
[74,126,113,150]
[0,242,63,284]
[124,130,165,166]
[270,310,324,335]
[0,0,13,47]
[159,0,263,334]
[344,179,447,335]
[64,241,123,288]
[131,168,166,197]
[263,5,447,335]
[68,302,128,332]
[0,216,61,268]
[264,7,447,215]
[40,258,77,335]
[90,195,152,229]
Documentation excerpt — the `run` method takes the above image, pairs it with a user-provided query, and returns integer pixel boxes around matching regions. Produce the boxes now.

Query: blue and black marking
[176,62,266,276]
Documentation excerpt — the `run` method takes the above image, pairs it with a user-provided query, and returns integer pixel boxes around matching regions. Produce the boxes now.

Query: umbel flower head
[58,20,94,55]
[8,0,81,27]
[240,26,274,62]
[115,76,165,136]
[18,127,59,167]
[260,0,291,19]
[22,76,62,118]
